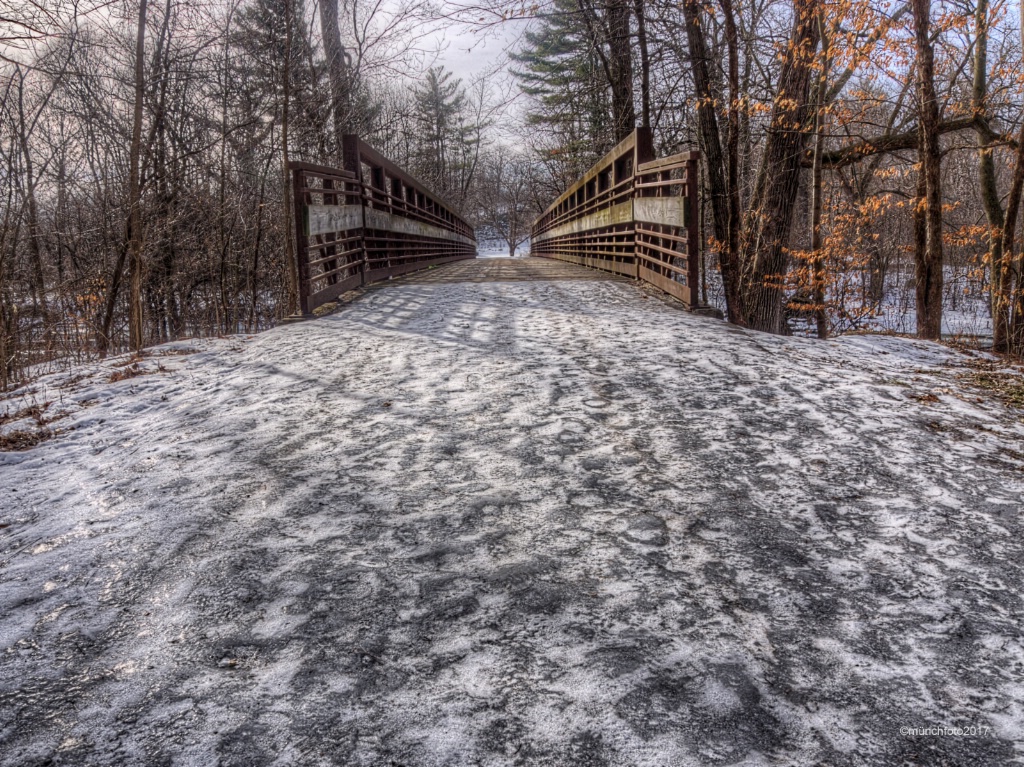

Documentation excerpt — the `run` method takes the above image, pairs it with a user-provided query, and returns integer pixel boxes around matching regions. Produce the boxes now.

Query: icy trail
[2,259,1023,766]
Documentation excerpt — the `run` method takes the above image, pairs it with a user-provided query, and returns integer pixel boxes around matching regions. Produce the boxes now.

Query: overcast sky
[428,15,529,83]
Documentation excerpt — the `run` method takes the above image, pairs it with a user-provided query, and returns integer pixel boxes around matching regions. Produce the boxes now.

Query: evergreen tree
[232,0,327,158]
[510,0,616,175]
[411,67,479,209]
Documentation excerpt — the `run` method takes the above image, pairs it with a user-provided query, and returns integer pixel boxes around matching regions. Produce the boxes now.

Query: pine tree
[510,0,614,175]
[411,67,479,207]
[232,0,325,155]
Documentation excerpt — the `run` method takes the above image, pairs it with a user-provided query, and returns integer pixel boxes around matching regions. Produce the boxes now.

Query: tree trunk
[719,0,743,324]
[0,302,8,392]
[682,0,745,323]
[972,0,1008,350]
[740,0,821,333]
[605,0,635,140]
[219,2,236,334]
[319,0,352,155]
[913,139,928,307]
[911,0,943,340]
[282,0,298,316]
[16,90,47,318]
[633,0,651,129]
[1001,0,1024,354]
[0,195,14,389]
[128,0,148,352]
[1000,129,1024,352]
[810,50,828,339]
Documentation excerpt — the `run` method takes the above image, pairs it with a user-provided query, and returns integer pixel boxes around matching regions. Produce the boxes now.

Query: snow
[703,265,996,342]
[2,257,1023,766]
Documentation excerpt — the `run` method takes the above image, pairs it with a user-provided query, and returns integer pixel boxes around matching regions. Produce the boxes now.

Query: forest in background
[1,0,1023,390]
[506,0,1024,345]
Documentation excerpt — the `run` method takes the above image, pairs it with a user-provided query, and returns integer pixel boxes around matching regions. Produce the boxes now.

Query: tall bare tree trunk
[1002,142,1024,352]
[740,0,821,333]
[682,0,744,323]
[972,0,1008,350]
[319,0,351,155]
[1007,159,1024,350]
[911,0,943,340]
[219,2,236,334]
[605,0,635,140]
[128,0,148,352]
[1004,1,1024,353]
[282,0,298,316]
[15,73,48,319]
[913,130,928,307]
[810,46,828,339]
[633,0,651,129]
[0,304,8,392]
[0,188,14,389]
[719,0,743,324]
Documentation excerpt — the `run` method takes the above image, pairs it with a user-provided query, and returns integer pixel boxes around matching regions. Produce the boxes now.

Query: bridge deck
[396,255,624,283]
[2,269,1021,765]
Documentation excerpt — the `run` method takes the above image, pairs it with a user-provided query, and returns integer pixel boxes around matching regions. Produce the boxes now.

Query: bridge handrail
[354,140,475,241]
[291,135,476,315]
[633,149,701,304]
[530,128,702,307]
[533,129,653,238]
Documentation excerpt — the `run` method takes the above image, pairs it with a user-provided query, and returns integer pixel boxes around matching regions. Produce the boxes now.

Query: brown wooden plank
[636,150,699,175]
[638,264,693,304]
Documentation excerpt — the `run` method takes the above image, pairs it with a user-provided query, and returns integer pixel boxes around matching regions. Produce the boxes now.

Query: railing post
[634,126,655,167]
[342,134,366,287]
[322,178,338,286]
[291,165,313,315]
[629,129,652,279]
[341,134,361,178]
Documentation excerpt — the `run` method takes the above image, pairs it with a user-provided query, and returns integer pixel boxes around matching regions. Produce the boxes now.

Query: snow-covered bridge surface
[2,257,1024,766]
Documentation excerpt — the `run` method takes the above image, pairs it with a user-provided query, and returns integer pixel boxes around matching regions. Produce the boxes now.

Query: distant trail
[2,257,1022,766]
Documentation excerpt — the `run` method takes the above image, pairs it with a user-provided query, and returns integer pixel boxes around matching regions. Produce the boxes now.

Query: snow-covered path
[2,258,1023,766]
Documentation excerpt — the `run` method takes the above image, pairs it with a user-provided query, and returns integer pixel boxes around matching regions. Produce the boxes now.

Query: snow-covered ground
[703,266,996,342]
[2,259,1023,766]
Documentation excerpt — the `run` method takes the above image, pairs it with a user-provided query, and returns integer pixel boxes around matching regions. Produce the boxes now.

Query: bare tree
[476,147,540,257]
[910,0,943,340]
[127,0,148,351]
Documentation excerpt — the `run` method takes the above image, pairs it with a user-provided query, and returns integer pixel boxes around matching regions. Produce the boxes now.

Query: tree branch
[814,116,1018,168]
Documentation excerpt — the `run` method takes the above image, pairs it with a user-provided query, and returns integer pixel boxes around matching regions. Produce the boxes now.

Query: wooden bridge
[290,135,477,316]
[289,128,702,313]
[531,128,702,307]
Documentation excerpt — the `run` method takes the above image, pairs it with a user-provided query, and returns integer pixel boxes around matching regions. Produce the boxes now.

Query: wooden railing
[291,135,476,315]
[531,128,701,307]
